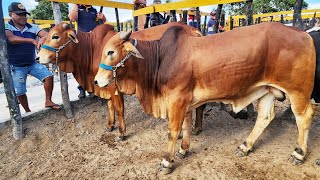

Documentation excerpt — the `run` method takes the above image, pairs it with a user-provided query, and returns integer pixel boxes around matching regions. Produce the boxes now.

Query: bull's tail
[309,30,320,103]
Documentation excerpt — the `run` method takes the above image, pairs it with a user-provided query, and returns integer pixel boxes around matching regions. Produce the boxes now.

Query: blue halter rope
[41,44,57,52]
[41,39,73,73]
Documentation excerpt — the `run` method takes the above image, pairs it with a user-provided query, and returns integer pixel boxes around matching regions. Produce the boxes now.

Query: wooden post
[51,2,73,119]
[293,0,303,29]
[202,15,207,35]
[115,8,120,32]
[245,0,253,25]
[0,0,23,139]
[170,10,177,22]
[133,3,139,31]
[270,16,274,22]
[120,22,124,31]
[144,14,150,29]
[125,22,128,31]
[257,17,261,24]
[280,14,284,24]
[241,18,246,26]
[230,17,234,30]
[310,12,316,27]
[213,4,223,33]
[196,7,201,31]
[182,10,188,24]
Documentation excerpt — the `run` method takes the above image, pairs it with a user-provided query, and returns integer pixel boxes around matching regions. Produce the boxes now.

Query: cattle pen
[1,0,320,179]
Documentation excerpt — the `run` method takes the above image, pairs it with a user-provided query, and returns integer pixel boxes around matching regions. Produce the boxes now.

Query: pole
[144,14,150,29]
[115,8,120,32]
[0,0,23,139]
[245,0,253,25]
[170,10,177,22]
[51,2,73,119]
[133,3,139,31]
[196,7,201,31]
[213,4,223,33]
[293,0,303,29]
[202,15,207,35]
[182,10,188,24]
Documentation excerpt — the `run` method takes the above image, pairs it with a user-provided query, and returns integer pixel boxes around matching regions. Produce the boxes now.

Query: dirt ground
[0,95,320,180]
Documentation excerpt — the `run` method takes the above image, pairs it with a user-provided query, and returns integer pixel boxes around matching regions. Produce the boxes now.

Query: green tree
[226,0,308,15]
[30,0,69,20]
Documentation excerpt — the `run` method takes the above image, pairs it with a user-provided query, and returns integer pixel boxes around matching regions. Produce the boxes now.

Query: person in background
[5,2,61,112]
[207,10,225,35]
[69,4,106,98]
[188,7,198,28]
[149,0,170,27]
[69,4,106,32]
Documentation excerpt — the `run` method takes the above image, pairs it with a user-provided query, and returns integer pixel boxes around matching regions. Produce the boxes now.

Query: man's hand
[97,12,104,20]
[31,39,38,46]
[37,36,46,49]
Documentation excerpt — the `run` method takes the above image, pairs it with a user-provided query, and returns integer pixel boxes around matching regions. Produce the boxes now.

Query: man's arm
[5,30,37,45]
[69,4,78,22]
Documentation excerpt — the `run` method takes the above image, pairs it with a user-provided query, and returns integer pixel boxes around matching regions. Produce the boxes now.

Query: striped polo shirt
[5,20,41,67]
[77,5,98,32]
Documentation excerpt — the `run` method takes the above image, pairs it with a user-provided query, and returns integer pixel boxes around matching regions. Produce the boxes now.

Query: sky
[2,0,320,23]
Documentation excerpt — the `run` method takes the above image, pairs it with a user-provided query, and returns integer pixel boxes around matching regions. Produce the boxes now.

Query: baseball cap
[8,2,30,15]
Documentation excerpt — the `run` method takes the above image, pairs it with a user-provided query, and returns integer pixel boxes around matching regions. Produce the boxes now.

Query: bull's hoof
[192,128,202,135]
[229,110,248,119]
[234,143,251,157]
[159,160,173,175]
[114,136,124,142]
[106,126,115,132]
[288,155,304,165]
[315,159,320,166]
[234,147,249,157]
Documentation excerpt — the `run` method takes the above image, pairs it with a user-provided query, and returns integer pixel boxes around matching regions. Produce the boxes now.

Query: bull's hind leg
[176,111,192,158]
[106,99,116,132]
[113,94,126,142]
[289,100,314,164]
[235,93,276,156]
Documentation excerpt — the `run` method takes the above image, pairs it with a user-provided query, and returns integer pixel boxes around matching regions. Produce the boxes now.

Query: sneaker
[78,90,86,99]
[87,92,95,98]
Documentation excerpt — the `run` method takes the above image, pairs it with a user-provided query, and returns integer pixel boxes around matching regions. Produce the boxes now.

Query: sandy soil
[0,95,320,180]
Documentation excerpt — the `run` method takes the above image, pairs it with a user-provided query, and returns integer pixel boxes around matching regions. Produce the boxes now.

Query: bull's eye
[52,35,59,40]
[107,51,114,56]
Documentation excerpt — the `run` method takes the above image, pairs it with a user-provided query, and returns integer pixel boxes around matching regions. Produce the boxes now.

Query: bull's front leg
[106,99,116,132]
[159,104,187,175]
[113,94,126,142]
[193,105,205,135]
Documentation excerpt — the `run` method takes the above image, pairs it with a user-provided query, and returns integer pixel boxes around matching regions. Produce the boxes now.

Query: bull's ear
[68,31,79,43]
[123,42,144,59]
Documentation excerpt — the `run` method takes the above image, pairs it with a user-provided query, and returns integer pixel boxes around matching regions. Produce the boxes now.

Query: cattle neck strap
[41,45,56,52]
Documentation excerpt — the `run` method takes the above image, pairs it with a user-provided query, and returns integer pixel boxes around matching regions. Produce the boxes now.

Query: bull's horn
[62,23,70,29]
[119,31,131,41]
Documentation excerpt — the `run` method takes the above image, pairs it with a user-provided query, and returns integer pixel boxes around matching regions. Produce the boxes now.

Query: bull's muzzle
[94,78,111,88]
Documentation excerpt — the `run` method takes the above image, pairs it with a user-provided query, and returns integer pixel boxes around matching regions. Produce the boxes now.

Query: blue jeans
[11,62,53,96]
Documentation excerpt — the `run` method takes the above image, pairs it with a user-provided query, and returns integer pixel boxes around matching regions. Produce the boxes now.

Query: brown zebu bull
[37,22,203,140]
[95,22,316,174]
